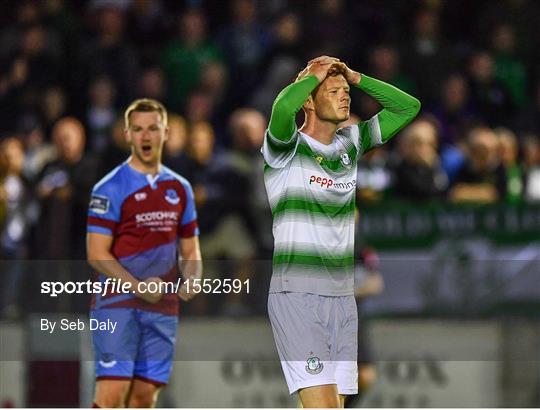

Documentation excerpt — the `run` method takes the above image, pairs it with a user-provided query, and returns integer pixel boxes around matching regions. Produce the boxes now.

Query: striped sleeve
[262,128,301,169]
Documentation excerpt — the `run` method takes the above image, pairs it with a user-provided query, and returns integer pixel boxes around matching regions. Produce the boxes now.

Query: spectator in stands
[16,115,56,180]
[41,85,68,135]
[216,0,272,107]
[36,117,96,259]
[228,108,269,252]
[0,23,62,131]
[160,8,222,112]
[522,135,540,203]
[403,7,455,105]
[163,114,192,177]
[394,117,448,201]
[199,60,229,131]
[97,117,130,179]
[514,81,540,135]
[185,90,216,125]
[491,23,528,109]
[449,126,506,203]
[467,50,513,127]
[368,45,416,95]
[187,120,256,315]
[429,73,478,184]
[495,127,523,204]
[0,137,33,318]
[86,76,117,153]
[126,0,167,63]
[76,3,138,108]
[251,11,304,118]
[137,65,166,102]
[430,73,478,147]
[305,0,354,61]
[224,108,269,314]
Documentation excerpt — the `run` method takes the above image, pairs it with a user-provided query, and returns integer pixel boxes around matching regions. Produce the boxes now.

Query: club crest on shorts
[165,189,180,205]
[340,151,351,167]
[99,353,117,368]
[305,355,324,375]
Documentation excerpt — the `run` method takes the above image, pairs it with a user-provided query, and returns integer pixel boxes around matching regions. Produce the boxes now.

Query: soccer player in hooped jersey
[262,56,420,407]
[87,99,201,407]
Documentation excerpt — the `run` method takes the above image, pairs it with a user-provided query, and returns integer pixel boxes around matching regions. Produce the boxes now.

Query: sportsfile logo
[308,175,356,190]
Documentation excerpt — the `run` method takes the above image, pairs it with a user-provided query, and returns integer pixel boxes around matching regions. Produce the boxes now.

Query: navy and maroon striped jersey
[87,161,199,315]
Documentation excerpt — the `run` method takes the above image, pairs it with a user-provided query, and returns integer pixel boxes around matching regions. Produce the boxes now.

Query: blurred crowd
[0,0,539,316]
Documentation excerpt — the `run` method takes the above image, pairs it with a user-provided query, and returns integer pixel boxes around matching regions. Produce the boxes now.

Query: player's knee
[299,386,340,408]
[128,390,159,408]
[94,383,130,408]
[309,396,340,408]
[358,366,377,390]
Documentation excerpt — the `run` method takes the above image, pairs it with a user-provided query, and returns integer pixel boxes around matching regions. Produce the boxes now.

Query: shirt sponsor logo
[89,195,110,214]
[309,175,334,188]
[135,192,147,201]
[165,189,180,205]
[135,211,178,224]
[308,175,356,190]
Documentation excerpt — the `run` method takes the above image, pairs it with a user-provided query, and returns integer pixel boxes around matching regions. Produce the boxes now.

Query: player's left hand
[329,61,361,85]
[177,280,197,302]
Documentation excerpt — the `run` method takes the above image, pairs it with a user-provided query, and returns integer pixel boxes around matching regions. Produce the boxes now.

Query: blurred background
[0,0,539,407]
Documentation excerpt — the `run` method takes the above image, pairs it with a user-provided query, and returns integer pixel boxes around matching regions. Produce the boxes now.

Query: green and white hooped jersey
[263,117,382,296]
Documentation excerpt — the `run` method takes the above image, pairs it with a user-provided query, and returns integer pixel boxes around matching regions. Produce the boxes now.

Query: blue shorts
[91,308,178,386]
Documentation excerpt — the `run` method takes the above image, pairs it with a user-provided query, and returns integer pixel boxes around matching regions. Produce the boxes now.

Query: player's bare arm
[177,236,202,302]
[87,232,163,304]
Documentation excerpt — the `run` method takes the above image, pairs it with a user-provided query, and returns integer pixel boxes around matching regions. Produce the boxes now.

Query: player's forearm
[87,252,140,289]
[357,74,421,143]
[269,75,320,141]
[180,250,203,281]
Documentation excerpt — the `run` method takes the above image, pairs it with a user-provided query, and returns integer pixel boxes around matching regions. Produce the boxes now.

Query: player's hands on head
[296,56,341,83]
[136,276,163,304]
[328,61,361,85]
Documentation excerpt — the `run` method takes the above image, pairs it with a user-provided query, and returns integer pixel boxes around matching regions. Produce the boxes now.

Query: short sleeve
[87,183,121,236]
[179,181,199,238]
[358,114,383,154]
[261,128,300,169]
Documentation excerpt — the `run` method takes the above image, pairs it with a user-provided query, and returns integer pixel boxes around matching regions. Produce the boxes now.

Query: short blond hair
[124,98,168,128]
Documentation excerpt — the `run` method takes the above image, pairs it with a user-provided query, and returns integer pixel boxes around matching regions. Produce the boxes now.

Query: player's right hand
[296,56,340,83]
[136,277,163,304]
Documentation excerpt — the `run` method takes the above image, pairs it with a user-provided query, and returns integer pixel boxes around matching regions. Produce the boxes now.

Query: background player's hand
[177,279,197,302]
[136,277,163,304]
[329,61,361,85]
[296,56,340,83]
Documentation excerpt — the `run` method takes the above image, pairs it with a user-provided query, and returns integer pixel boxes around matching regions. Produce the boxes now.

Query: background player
[87,99,201,407]
[346,247,384,408]
[262,56,420,407]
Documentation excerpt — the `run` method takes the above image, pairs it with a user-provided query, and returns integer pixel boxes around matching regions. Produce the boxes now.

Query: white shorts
[268,292,358,395]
